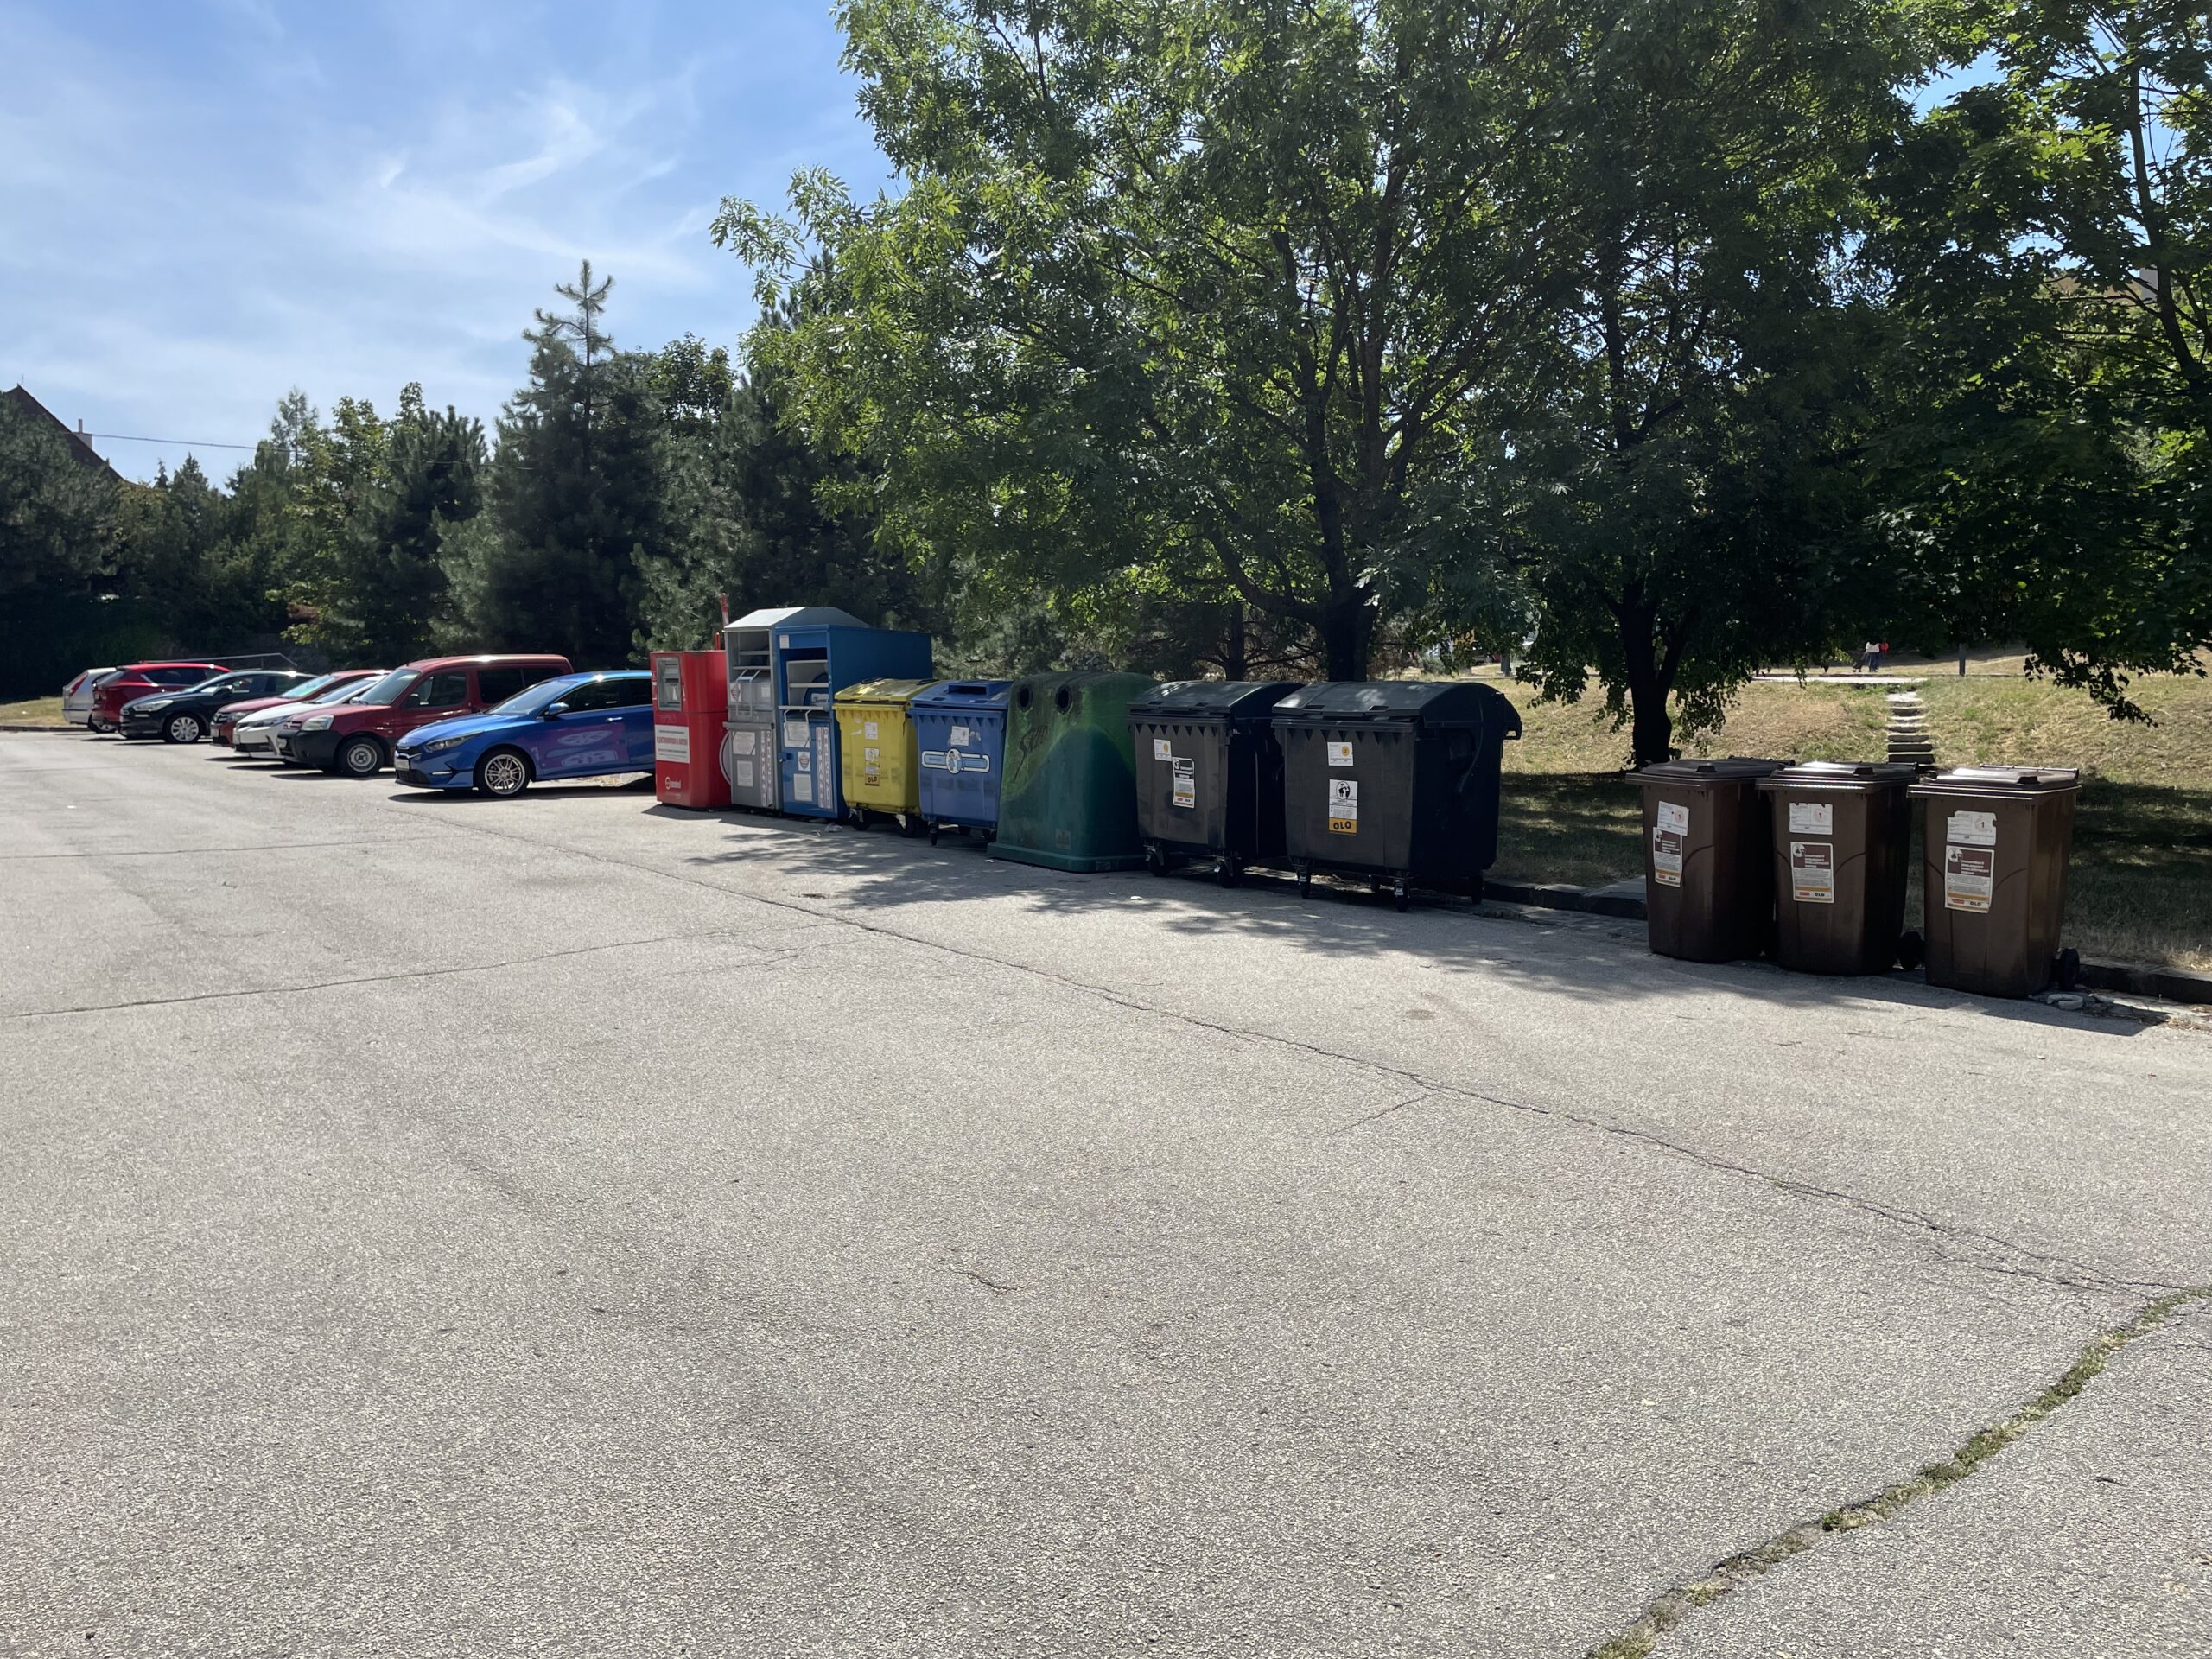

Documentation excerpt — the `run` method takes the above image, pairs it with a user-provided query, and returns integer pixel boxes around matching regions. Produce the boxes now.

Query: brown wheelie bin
[1908,766,2082,996]
[1634,758,1784,962]
[1757,761,1920,976]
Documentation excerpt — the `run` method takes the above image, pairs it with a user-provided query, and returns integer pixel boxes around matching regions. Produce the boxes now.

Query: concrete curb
[0,724,80,734]
[1486,877,2212,1007]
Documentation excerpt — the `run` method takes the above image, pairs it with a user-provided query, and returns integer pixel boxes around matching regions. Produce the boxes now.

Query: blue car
[392,670,654,797]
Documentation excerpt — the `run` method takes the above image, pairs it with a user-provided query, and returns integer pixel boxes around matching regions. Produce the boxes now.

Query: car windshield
[348,668,418,707]
[490,677,581,716]
[310,676,379,704]
[176,674,238,696]
[277,673,344,700]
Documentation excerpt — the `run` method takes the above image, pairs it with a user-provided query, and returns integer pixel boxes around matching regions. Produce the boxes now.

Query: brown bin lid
[1908,765,2081,797]
[1758,760,1920,791]
[1635,756,1784,784]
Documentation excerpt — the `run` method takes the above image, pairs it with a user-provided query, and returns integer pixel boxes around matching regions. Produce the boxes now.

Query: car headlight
[302,714,335,731]
[420,734,468,754]
[138,699,172,711]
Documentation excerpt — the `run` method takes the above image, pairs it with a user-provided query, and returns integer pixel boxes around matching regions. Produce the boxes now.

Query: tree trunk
[1319,595,1369,682]
[1620,603,1674,767]
[1223,601,1247,681]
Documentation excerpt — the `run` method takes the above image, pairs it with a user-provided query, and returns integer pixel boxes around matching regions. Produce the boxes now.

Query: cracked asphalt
[3,732,2208,1658]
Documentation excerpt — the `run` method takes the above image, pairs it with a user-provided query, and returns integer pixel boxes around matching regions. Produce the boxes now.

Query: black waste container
[1274,681,1522,910]
[1128,680,1301,886]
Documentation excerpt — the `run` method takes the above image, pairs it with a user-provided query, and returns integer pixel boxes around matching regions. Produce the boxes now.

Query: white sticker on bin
[1327,778,1358,833]
[1154,738,1173,761]
[864,720,879,740]
[1948,810,1997,848]
[950,725,969,747]
[1943,844,1994,911]
[654,726,690,765]
[1789,840,1834,904]
[1327,741,1354,767]
[1656,801,1689,834]
[1788,802,1833,836]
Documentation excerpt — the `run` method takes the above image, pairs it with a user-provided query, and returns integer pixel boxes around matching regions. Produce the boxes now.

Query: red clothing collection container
[652,651,730,810]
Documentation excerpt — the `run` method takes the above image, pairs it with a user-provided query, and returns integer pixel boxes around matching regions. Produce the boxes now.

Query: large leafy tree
[718,0,1574,679]
[1870,0,2211,714]
[1479,0,1919,764]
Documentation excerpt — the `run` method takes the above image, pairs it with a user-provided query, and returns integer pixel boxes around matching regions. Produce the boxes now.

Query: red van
[271,654,573,776]
[89,661,225,733]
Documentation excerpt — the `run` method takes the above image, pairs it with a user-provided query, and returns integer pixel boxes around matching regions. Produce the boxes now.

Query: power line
[85,431,258,451]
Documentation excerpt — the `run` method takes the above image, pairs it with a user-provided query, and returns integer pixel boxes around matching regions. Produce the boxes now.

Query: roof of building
[5,385,118,478]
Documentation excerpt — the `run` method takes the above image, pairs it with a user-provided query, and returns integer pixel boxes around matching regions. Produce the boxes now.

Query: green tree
[717,0,1576,679]
[1869,0,2211,714]
[0,393,115,601]
[1489,0,1917,764]
[445,264,671,664]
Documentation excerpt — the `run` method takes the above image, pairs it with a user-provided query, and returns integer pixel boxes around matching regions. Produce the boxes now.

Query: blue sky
[3,0,886,481]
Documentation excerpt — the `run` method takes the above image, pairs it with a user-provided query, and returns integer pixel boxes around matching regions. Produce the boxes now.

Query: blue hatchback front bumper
[391,747,474,789]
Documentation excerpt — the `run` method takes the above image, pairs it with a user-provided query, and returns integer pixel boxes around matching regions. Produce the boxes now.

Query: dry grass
[0,697,66,727]
[1491,671,2212,972]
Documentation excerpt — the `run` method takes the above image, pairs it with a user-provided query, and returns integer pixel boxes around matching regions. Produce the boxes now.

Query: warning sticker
[1656,800,1689,835]
[795,750,810,772]
[950,724,970,747]
[1789,840,1835,904]
[1651,826,1685,887]
[863,746,880,763]
[728,728,757,756]
[864,719,880,740]
[781,720,807,748]
[1154,738,1173,761]
[1948,810,1997,848]
[654,726,690,765]
[1788,801,1834,836]
[791,772,813,804]
[1172,759,1195,810]
[1943,844,1995,912]
[1327,778,1358,834]
[729,759,755,790]
[1327,741,1354,767]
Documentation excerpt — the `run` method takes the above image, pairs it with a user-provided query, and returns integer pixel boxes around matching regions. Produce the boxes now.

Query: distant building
[4,384,120,480]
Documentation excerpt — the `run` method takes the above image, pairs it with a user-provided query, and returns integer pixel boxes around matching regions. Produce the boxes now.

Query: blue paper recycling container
[911,680,1011,843]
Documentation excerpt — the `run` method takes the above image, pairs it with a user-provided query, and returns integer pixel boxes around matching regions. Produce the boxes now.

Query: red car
[270,653,573,776]
[211,668,379,747]
[89,661,225,733]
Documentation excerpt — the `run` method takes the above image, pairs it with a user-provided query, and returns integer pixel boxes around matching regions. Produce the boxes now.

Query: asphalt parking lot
[4,732,2209,1657]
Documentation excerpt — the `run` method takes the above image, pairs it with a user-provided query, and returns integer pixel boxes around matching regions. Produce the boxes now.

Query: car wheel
[475,748,531,798]
[162,713,203,744]
[334,735,385,777]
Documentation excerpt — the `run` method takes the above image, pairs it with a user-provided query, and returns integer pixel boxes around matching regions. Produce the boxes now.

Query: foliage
[1869,0,2212,715]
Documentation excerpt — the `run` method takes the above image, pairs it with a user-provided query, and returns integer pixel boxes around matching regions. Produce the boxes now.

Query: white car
[234,673,383,756]
[62,668,116,727]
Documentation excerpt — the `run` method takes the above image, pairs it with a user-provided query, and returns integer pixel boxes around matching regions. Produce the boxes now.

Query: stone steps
[1885,690,1933,765]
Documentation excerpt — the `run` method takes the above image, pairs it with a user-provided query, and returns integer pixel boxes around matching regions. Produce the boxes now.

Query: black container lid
[1909,765,2082,796]
[1758,760,1921,791]
[1271,680,1519,727]
[1636,756,1785,782]
[1131,680,1301,719]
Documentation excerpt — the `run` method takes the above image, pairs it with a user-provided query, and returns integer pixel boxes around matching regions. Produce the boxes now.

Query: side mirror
[542,702,570,721]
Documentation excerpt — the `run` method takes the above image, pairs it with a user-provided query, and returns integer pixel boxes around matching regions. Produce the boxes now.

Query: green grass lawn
[0,696,67,727]
[1491,671,2212,973]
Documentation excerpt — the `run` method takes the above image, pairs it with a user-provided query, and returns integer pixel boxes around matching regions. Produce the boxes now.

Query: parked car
[393,670,654,797]
[242,675,385,759]
[62,668,117,728]
[88,661,224,733]
[271,654,573,776]
[212,669,379,747]
[119,669,314,744]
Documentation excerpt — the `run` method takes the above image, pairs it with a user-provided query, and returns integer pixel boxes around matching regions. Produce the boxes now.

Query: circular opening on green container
[1053,685,1073,714]
[1016,685,1033,710]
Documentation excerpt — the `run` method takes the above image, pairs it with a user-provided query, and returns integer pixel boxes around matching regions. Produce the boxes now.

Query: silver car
[62,668,116,728]
[241,673,384,759]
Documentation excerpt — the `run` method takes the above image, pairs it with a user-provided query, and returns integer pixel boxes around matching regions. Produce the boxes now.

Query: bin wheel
[2056,947,2082,993]
[1145,844,1169,877]
[1217,855,1243,890]
[1295,861,1313,899]
[1393,878,1410,914]
[926,822,939,846]
[1897,929,1924,972]
[899,812,925,838]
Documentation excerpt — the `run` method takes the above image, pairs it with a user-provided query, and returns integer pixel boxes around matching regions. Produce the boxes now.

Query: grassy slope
[0,697,66,727]
[1492,672,2211,973]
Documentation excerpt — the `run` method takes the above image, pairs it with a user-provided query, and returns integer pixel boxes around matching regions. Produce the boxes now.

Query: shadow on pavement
[652,807,2155,1039]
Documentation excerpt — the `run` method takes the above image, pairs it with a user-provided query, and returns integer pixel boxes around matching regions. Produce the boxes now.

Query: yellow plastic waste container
[832,679,934,830]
